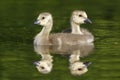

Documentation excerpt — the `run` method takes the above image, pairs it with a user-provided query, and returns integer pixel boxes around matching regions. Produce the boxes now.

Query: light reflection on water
[33,42,94,76]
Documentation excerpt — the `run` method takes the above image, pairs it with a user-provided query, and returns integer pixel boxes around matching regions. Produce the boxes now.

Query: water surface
[0,0,120,80]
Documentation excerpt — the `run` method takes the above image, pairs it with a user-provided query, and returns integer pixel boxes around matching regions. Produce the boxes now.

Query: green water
[0,0,120,80]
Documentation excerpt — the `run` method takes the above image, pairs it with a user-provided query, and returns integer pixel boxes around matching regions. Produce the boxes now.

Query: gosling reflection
[34,46,53,74]
[33,43,94,75]
[69,50,92,76]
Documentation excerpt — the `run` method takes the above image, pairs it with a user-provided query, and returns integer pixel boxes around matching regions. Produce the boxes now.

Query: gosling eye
[78,68,83,71]
[40,66,45,69]
[79,14,82,17]
[41,17,45,20]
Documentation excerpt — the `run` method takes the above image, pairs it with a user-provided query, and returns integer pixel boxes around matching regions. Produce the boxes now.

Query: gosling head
[33,60,53,74]
[69,61,91,76]
[71,10,92,25]
[34,12,53,26]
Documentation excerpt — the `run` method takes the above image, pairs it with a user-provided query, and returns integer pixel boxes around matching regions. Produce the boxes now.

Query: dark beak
[84,18,92,24]
[34,20,40,25]
[33,61,39,66]
[83,62,92,67]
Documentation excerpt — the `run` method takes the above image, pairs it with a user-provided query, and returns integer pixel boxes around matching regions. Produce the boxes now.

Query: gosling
[34,12,92,45]
[63,10,94,43]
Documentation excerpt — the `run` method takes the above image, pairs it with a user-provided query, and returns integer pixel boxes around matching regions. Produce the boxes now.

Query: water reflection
[34,45,53,74]
[33,43,94,75]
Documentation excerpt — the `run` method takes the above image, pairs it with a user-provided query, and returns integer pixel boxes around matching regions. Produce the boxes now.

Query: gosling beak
[83,62,92,67]
[33,61,39,66]
[34,20,40,25]
[84,18,92,24]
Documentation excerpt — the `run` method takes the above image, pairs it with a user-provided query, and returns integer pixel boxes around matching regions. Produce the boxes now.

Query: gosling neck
[40,20,53,38]
[41,53,53,62]
[71,21,83,35]
[69,50,81,64]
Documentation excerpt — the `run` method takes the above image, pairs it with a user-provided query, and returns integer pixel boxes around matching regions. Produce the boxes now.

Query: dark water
[0,0,120,80]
